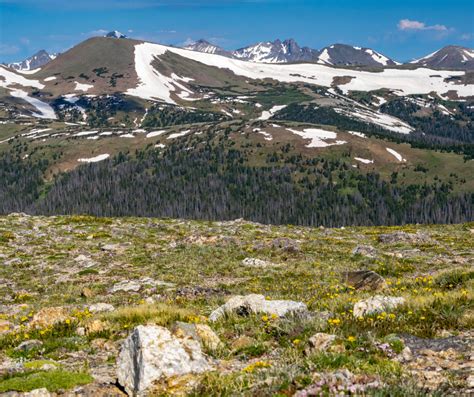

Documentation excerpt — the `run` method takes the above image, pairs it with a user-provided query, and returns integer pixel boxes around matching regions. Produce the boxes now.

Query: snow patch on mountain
[75,82,94,92]
[287,127,346,148]
[125,42,472,103]
[258,105,287,120]
[386,148,406,162]
[78,153,110,163]
[10,90,56,119]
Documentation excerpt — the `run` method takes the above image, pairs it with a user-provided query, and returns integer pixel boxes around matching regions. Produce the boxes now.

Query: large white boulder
[353,295,405,317]
[209,294,308,322]
[117,325,211,396]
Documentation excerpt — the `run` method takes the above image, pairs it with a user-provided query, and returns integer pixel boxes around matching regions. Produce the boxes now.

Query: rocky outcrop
[116,325,211,396]
[306,333,336,354]
[378,231,431,244]
[342,270,386,291]
[353,295,405,317]
[209,294,308,321]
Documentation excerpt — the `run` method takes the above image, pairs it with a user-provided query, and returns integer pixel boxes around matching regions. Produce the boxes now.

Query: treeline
[0,154,47,213]
[2,145,470,227]
[141,104,228,128]
[380,99,474,144]
[272,103,474,160]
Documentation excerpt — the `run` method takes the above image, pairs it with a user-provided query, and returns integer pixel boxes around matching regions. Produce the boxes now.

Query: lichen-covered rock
[343,270,386,291]
[117,325,211,396]
[89,302,115,313]
[209,294,308,322]
[174,322,223,350]
[29,307,68,329]
[378,231,431,244]
[241,257,278,268]
[352,245,377,258]
[306,333,336,354]
[353,295,405,317]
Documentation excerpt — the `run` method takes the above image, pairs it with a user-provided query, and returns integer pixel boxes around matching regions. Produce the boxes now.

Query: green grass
[0,370,93,392]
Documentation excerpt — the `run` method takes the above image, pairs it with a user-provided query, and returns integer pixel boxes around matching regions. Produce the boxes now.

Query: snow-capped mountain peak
[6,50,57,71]
[232,38,318,63]
[410,46,474,69]
[105,30,127,39]
[316,44,399,67]
[183,39,231,57]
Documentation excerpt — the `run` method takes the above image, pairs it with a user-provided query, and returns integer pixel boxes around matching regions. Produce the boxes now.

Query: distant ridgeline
[1,146,472,227]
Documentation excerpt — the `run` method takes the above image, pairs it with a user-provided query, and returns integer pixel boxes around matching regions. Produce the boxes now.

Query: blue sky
[0,0,473,63]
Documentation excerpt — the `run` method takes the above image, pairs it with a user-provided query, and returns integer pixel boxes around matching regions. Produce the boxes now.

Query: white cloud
[0,44,20,55]
[398,19,448,32]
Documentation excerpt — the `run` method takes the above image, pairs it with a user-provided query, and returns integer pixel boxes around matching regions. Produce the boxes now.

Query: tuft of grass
[103,303,198,329]
[0,370,93,392]
[435,268,474,290]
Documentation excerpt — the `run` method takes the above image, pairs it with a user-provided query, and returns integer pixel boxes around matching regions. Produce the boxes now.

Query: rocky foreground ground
[0,214,472,396]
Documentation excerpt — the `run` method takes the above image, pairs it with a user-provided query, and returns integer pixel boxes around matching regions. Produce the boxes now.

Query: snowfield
[125,42,473,104]
[334,107,413,134]
[78,154,110,163]
[258,105,287,120]
[287,128,346,148]
[354,157,374,164]
[386,148,406,162]
[74,82,94,92]
[146,130,167,138]
[126,43,195,103]
[10,89,56,119]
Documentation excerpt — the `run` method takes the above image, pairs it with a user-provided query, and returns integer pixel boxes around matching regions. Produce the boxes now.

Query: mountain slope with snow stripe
[126,42,472,102]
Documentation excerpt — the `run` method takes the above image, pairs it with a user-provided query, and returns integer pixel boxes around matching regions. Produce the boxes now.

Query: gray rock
[117,325,211,395]
[209,294,308,322]
[110,280,141,293]
[379,231,431,244]
[15,339,43,352]
[306,333,336,353]
[353,295,405,317]
[342,270,386,291]
[89,303,115,313]
[241,257,278,268]
[352,245,377,258]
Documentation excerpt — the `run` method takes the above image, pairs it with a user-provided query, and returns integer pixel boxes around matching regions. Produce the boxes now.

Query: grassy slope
[0,214,472,394]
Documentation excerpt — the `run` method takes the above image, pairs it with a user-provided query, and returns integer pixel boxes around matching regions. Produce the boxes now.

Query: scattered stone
[117,325,212,396]
[353,295,405,317]
[85,319,109,335]
[81,287,94,298]
[231,336,257,351]
[89,303,115,313]
[74,254,96,268]
[176,286,228,298]
[24,388,52,397]
[14,339,43,352]
[399,333,472,354]
[378,231,431,244]
[174,322,223,350]
[241,257,279,268]
[29,307,68,329]
[295,369,382,396]
[110,280,141,293]
[209,294,308,322]
[305,333,337,354]
[0,319,12,334]
[352,245,377,258]
[342,270,386,291]
[110,278,175,294]
[270,237,301,253]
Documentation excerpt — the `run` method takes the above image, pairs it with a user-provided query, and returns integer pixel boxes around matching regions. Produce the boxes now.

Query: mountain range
[184,38,472,69]
[7,33,474,71]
